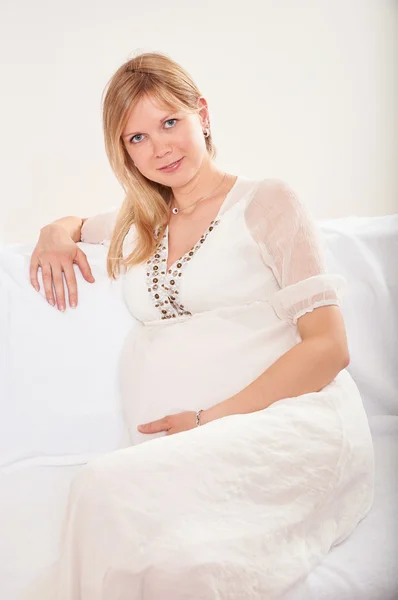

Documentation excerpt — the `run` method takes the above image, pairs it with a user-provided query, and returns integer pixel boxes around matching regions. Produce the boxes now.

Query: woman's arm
[137,305,350,435]
[41,216,86,243]
[201,305,349,425]
[42,208,118,246]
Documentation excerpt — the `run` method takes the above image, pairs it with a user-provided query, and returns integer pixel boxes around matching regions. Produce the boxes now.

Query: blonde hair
[102,51,217,280]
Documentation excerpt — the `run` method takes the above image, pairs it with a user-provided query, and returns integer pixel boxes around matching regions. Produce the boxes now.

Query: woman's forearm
[201,337,348,425]
[40,216,86,244]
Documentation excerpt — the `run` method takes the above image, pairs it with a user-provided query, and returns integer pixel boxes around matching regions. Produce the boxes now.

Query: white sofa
[0,215,397,600]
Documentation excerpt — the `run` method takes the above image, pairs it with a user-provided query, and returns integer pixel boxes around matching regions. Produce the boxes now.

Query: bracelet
[195,409,203,427]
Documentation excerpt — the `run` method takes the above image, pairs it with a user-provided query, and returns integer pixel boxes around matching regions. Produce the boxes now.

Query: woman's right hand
[30,224,95,311]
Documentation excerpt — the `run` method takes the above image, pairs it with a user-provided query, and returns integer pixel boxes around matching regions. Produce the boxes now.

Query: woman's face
[121,94,209,186]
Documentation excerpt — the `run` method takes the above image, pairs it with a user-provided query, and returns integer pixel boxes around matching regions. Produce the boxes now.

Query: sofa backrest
[319,215,398,417]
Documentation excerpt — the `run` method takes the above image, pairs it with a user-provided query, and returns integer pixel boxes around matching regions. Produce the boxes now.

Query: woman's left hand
[137,411,198,436]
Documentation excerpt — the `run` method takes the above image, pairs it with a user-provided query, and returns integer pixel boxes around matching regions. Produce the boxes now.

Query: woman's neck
[170,165,227,211]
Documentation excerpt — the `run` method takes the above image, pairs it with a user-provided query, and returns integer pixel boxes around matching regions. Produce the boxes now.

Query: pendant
[172,207,179,215]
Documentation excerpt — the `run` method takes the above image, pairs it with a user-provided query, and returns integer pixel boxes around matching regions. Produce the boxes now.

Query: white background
[1,0,397,243]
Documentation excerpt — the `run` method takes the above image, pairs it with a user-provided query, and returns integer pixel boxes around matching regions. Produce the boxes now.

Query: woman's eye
[129,119,177,144]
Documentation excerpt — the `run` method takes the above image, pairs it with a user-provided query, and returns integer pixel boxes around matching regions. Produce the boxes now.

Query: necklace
[170,172,227,215]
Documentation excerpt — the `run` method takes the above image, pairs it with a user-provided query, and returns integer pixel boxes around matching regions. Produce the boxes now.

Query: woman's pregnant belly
[118,302,298,445]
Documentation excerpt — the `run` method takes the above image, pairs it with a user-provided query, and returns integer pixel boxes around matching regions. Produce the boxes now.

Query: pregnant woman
[23,51,374,599]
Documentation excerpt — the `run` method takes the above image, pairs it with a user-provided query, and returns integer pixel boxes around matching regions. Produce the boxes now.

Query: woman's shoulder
[249,176,296,194]
[237,174,296,196]
[240,176,301,213]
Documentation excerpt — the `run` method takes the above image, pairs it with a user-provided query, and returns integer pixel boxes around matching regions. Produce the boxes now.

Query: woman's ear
[197,96,210,129]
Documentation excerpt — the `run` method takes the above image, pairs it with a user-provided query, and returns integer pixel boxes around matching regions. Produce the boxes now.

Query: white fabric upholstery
[320,215,398,417]
[0,243,133,471]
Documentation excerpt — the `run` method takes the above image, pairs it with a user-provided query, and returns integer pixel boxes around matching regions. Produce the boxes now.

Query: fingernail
[70,301,76,308]
[48,299,55,306]
[59,305,65,311]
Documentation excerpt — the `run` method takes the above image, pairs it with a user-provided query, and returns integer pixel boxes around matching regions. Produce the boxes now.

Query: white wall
[1,0,397,243]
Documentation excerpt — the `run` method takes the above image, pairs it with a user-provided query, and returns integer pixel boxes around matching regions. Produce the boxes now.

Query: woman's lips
[158,157,184,172]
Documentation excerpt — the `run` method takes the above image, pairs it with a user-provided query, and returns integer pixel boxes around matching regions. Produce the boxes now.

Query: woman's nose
[153,139,172,159]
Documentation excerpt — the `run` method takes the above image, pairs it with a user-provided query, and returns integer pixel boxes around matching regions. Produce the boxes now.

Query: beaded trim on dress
[145,220,221,320]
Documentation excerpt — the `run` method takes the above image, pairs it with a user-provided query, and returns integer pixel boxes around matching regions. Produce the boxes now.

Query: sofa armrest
[0,242,134,472]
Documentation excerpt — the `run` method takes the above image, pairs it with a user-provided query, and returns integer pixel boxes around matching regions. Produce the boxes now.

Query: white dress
[21,176,375,599]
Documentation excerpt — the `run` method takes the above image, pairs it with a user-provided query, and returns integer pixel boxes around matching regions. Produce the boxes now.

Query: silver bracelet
[195,409,203,427]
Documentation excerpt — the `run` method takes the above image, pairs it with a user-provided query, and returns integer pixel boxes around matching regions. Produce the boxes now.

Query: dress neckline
[164,175,241,273]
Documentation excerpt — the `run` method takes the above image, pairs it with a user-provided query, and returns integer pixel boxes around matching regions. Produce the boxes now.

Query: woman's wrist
[197,408,211,426]
[195,409,203,427]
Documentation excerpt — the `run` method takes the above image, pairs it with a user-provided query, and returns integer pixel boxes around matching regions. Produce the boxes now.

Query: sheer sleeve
[80,208,119,245]
[246,179,346,326]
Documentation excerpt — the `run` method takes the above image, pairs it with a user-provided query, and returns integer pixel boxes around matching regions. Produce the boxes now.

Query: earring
[203,126,210,138]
